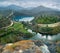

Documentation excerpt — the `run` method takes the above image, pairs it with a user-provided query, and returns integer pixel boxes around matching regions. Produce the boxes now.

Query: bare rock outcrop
[1,40,42,53]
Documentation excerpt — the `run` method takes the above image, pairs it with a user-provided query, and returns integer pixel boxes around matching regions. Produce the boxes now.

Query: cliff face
[1,40,43,53]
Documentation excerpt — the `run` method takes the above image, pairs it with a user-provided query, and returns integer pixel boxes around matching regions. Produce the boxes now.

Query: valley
[0,4,60,53]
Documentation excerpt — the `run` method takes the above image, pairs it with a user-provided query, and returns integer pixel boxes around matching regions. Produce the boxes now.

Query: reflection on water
[40,44,50,53]
[28,29,60,41]
[52,34,60,41]
[48,36,52,40]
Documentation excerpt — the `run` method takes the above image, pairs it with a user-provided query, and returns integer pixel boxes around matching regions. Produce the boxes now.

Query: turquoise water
[13,16,34,22]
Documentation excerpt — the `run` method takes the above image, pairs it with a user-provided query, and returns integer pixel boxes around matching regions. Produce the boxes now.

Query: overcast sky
[0,0,60,10]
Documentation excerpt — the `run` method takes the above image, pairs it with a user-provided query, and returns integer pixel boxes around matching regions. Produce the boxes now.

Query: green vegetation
[0,15,11,28]
[32,25,60,35]
[0,22,34,44]
[56,46,60,53]
[33,15,60,24]
[11,22,28,33]
[30,15,60,37]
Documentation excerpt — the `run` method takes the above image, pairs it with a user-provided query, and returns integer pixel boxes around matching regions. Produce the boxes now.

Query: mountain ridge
[0,5,60,16]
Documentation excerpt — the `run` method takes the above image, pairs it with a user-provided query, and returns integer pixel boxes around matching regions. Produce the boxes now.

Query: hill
[0,5,60,16]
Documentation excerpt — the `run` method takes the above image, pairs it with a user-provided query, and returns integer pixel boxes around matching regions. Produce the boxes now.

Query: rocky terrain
[0,40,51,53]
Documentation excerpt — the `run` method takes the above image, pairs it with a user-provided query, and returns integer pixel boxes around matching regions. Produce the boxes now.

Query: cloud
[0,0,60,10]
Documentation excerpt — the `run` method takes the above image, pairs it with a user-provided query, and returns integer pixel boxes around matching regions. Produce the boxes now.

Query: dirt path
[1,20,13,29]
[38,22,60,27]
[0,12,14,29]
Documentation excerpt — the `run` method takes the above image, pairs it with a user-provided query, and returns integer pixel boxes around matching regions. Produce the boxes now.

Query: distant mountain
[0,5,25,16]
[7,5,24,10]
[16,6,60,16]
[0,5,60,16]
[28,6,55,13]
[0,5,24,11]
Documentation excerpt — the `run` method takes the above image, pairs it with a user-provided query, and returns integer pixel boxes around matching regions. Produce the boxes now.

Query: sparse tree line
[0,16,11,28]
[32,15,60,24]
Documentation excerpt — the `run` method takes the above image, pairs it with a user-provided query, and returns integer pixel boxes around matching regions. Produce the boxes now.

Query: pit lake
[12,16,34,22]
[12,16,60,41]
